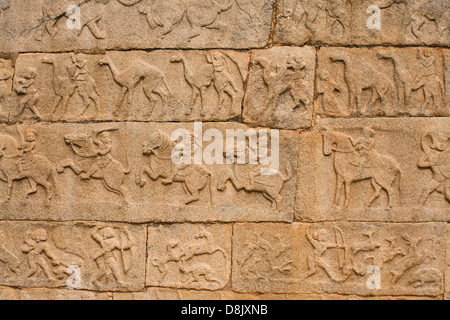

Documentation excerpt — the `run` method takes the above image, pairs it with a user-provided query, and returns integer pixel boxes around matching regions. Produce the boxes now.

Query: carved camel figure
[42,56,76,115]
[329,52,395,116]
[377,49,414,114]
[170,54,215,116]
[99,56,171,115]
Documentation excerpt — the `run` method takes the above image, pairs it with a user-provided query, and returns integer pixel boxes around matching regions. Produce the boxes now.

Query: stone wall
[0,0,448,300]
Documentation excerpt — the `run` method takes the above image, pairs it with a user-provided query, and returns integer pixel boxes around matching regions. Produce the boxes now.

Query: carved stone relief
[275,0,450,46]
[0,221,146,291]
[147,224,231,290]
[297,118,450,222]
[233,223,445,296]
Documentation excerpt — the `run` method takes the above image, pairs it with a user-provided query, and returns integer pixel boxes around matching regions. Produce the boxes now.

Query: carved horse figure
[57,131,131,203]
[321,128,402,209]
[135,130,213,205]
[217,152,293,210]
[0,134,56,203]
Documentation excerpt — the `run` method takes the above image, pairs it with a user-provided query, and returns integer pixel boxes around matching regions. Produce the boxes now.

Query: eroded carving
[148,225,230,289]
[137,0,233,41]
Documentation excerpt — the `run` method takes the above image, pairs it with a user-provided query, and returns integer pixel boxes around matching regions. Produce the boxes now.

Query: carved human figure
[91,226,135,287]
[136,130,213,205]
[418,130,450,205]
[304,227,341,281]
[0,129,56,203]
[208,51,240,115]
[321,126,402,209]
[13,67,41,120]
[70,54,100,117]
[21,229,83,280]
[316,69,345,116]
[412,49,444,115]
[57,129,130,203]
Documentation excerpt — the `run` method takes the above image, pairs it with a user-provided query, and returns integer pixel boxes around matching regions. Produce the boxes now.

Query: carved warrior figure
[21,229,84,280]
[35,0,142,41]
[42,54,100,118]
[137,0,233,41]
[218,142,293,210]
[412,49,445,115]
[0,128,57,203]
[136,130,213,205]
[57,129,131,203]
[99,56,171,116]
[151,227,227,286]
[418,130,450,205]
[13,67,41,120]
[321,126,402,209]
[91,226,135,287]
[253,54,310,117]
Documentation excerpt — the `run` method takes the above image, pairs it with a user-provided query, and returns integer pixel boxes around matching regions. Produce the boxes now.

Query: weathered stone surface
[233,222,445,296]
[0,221,146,291]
[146,224,232,290]
[0,0,274,52]
[243,46,316,129]
[0,122,297,222]
[0,287,112,300]
[297,118,450,222]
[275,0,450,46]
[316,47,448,117]
[445,49,450,111]
[1,51,247,123]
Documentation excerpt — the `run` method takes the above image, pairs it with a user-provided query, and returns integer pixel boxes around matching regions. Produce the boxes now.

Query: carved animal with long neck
[99,56,171,115]
[42,56,76,115]
[329,52,395,115]
[170,54,214,116]
[377,49,414,113]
